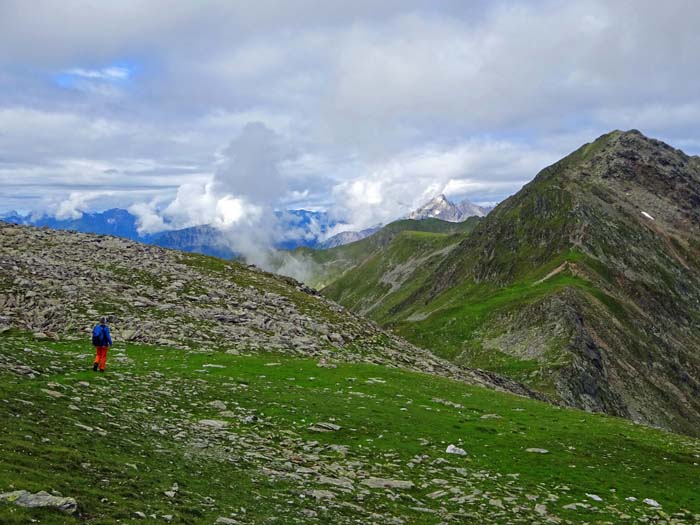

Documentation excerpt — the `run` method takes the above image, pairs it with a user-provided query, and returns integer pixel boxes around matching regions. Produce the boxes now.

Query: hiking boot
[93,363,98,372]
[98,369,105,373]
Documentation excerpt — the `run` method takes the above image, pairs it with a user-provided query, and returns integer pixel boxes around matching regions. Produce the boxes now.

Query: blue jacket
[92,324,113,347]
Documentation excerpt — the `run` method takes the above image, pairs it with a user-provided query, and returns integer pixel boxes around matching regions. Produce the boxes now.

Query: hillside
[320,130,700,437]
[3,332,700,524]
[0,222,540,396]
[4,222,700,522]
[291,217,480,289]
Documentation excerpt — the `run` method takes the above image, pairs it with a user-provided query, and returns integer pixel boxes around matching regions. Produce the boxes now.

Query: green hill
[320,131,700,437]
[291,217,480,289]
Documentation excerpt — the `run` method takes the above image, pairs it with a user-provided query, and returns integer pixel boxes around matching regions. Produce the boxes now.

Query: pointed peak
[429,193,450,203]
[592,129,658,149]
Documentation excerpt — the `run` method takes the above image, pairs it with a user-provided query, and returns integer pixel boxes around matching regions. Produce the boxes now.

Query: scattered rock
[526,448,549,454]
[319,475,354,489]
[308,489,336,500]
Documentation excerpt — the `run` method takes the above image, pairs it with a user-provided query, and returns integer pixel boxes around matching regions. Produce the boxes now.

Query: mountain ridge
[317,130,700,436]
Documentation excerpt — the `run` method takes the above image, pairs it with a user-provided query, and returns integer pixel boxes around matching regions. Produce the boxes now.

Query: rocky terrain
[0,221,537,398]
[314,131,700,437]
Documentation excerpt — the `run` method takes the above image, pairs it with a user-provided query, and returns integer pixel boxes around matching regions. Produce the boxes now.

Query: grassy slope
[317,165,587,388]
[321,230,464,319]
[382,249,631,392]
[2,331,700,524]
[294,218,480,289]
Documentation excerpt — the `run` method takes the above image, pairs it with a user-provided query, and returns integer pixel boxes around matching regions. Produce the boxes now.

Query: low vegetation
[2,331,700,523]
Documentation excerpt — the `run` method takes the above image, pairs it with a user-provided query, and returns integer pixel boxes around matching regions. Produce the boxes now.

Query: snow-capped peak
[408,194,491,222]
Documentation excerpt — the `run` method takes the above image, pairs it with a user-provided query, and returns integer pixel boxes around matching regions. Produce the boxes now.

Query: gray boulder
[0,490,77,514]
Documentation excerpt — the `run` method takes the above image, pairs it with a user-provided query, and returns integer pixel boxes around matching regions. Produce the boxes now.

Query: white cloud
[329,138,561,230]
[53,191,113,220]
[65,66,131,80]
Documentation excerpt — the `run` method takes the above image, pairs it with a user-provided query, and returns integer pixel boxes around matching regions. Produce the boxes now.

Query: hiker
[92,317,113,372]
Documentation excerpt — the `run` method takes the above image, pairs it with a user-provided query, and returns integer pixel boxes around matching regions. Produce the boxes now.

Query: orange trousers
[94,346,109,371]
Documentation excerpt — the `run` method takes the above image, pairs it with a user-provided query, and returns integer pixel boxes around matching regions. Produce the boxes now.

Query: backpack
[92,325,107,347]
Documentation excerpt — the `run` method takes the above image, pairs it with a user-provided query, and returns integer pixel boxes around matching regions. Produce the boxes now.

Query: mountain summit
[408,194,490,222]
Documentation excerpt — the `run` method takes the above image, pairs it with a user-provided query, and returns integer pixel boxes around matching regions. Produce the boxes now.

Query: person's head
[100,317,107,325]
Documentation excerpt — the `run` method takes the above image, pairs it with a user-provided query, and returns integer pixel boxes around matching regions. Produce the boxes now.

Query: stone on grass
[319,475,354,489]
[308,489,336,500]
[0,490,77,514]
[526,448,550,454]
[361,477,414,490]
[208,400,227,410]
[41,388,64,399]
[308,422,341,432]
[198,419,229,429]
[445,444,467,456]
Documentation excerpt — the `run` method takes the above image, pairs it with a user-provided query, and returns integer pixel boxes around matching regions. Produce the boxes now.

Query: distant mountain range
[0,208,339,258]
[0,195,492,258]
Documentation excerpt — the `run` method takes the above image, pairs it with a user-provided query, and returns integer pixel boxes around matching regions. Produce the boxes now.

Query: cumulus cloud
[129,122,301,267]
[328,138,560,232]
[52,190,120,220]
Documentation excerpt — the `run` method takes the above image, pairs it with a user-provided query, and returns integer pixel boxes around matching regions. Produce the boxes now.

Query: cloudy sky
[1,0,699,233]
